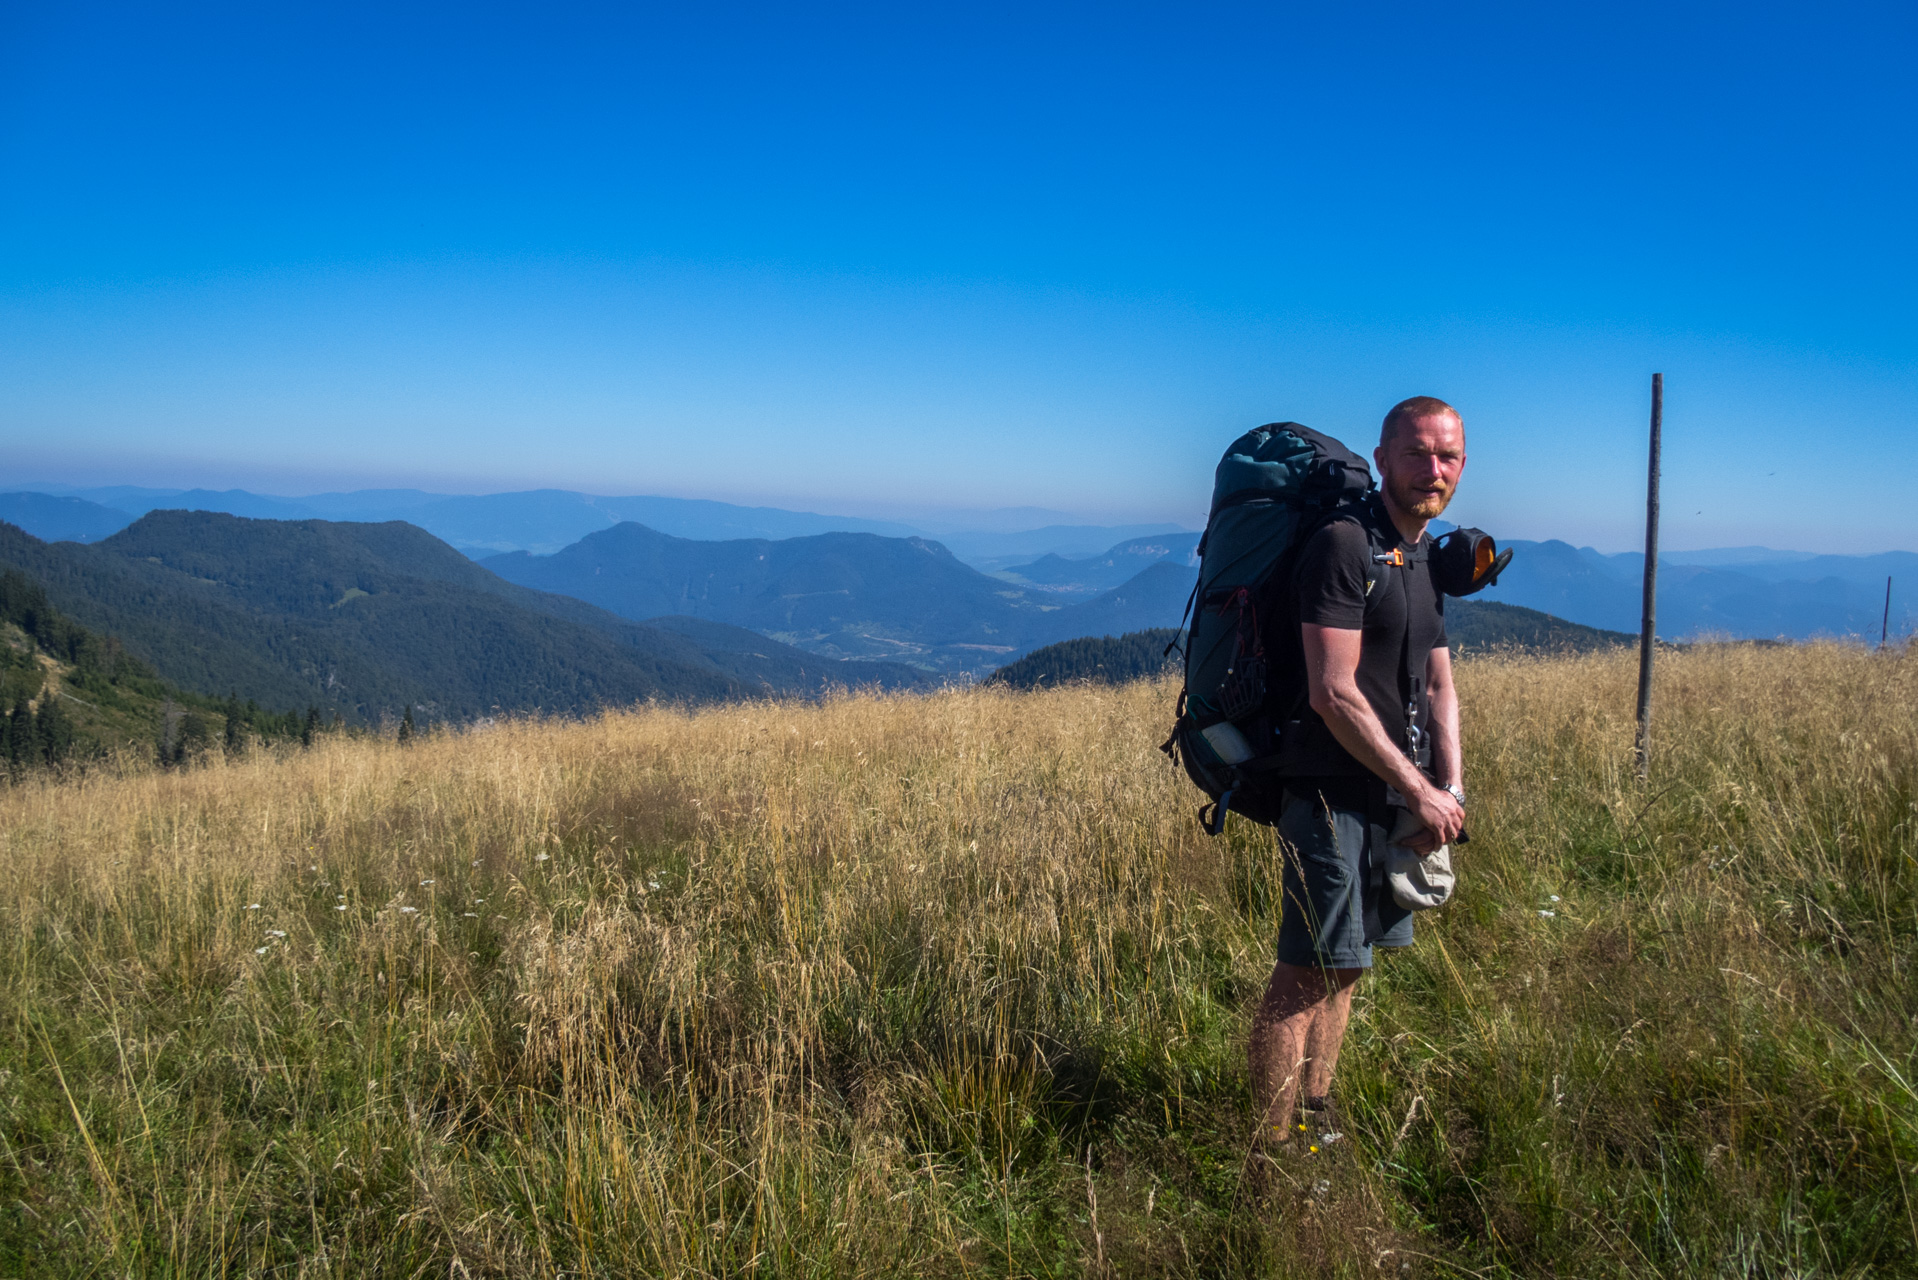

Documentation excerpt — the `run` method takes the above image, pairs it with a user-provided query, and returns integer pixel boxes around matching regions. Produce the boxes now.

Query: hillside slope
[986,629,1181,689]
[996,532,1201,598]
[483,522,1213,674]
[0,567,294,766]
[1444,598,1635,652]
[987,600,1631,689]
[484,523,1056,672]
[1024,560,1197,649]
[0,515,925,721]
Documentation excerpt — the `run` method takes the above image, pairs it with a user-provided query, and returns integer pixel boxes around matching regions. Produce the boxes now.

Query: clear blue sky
[2,2,1913,550]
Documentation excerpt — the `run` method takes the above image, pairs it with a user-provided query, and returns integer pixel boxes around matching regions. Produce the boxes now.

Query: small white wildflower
[419,879,434,886]
[1539,910,1557,918]
[535,853,550,862]
[1320,1131,1343,1145]
[648,879,661,890]
[255,946,269,955]
[472,860,480,867]
[400,906,419,915]
[266,930,287,939]
[337,894,346,900]
[245,904,261,911]
[1549,894,1561,902]
[462,912,478,918]
[473,898,484,904]
[335,904,348,911]
[309,864,318,871]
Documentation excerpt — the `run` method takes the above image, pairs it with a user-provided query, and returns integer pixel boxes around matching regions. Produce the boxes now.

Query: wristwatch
[1444,784,1466,808]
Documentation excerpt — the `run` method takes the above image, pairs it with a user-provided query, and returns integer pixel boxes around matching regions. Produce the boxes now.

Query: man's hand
[1399,783,1464,854]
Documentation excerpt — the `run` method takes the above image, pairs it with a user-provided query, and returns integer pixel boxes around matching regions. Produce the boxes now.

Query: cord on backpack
[1201,788,1234,837]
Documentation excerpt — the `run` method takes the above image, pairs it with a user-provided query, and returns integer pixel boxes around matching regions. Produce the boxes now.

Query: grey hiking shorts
[1276,788,1414,971]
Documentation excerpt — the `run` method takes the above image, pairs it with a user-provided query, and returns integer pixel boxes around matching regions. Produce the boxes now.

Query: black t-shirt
[1277,500,1447,784]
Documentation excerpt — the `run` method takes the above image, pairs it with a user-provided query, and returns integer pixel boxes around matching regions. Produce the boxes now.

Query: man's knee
[1273,959,1362,990]
[1260,961,1361,1020]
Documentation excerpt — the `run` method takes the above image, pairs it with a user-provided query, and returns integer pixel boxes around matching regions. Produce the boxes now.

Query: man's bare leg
[1301,973,1358,1106]
[1249,960,1361,1146]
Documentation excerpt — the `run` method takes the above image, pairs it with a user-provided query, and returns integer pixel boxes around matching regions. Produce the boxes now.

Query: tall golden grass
[1,643,1913,1276]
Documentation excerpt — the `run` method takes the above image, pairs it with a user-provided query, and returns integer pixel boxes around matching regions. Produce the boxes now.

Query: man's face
[1375,412,1467,522]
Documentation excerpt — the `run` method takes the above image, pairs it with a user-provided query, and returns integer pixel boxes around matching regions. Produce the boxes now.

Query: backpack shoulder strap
[1363,520,1433,772]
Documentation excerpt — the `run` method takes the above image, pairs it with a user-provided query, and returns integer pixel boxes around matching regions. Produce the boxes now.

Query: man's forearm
[1313,683,1432,800]
[1428,682,1461,790]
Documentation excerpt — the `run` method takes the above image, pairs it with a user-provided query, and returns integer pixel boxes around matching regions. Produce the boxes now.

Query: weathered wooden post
[1634,373,1662,782]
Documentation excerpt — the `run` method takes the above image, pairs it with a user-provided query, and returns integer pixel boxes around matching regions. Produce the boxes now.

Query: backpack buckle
[1372,548,1406,567]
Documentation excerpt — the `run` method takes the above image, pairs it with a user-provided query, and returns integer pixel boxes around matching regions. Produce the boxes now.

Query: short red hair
[1381,396,1461,446]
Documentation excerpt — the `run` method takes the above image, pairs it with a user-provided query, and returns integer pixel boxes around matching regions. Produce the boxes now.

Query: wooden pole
[1635,373,1662,781]
[1884,576,1893,649]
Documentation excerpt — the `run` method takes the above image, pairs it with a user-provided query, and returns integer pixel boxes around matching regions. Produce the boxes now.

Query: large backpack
[1161,421,1510,835]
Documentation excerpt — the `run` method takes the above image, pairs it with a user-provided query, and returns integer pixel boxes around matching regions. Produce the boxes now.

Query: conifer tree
[398,705,415,745]
[34,698,71,767]
[7,696,30,771]
[223,694,245,756]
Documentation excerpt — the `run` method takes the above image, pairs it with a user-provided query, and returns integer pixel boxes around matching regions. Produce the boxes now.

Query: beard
[1389,475,1455,520]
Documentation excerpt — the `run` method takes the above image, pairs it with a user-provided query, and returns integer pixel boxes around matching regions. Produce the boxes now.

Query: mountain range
[1474,540,1916,640]
[0,486,1183,564]
[991,532,1202,598]
[0,514,928,722]
[0,501,1685,740]
[481,523,1198,674]
[3,484,1910,645]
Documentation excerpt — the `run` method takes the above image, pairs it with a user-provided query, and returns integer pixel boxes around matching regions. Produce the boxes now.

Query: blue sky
[2,1,1913,550]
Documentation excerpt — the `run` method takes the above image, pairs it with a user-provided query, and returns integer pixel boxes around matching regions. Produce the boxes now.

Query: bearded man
[1249,395,1469,1148]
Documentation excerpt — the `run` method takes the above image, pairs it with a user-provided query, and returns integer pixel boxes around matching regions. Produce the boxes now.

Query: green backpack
[1162,422,1509,835]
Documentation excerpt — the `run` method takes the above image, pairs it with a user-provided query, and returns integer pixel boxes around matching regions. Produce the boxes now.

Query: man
[1249,395,1468,1148]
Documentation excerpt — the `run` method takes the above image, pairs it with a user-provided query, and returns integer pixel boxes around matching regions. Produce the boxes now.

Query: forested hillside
[0,515,926,723]
[1445,598,1635,652]
[0,567,303,770]
[483,523,1055,671]
[989,600,1634,689]
[483,521,1208,673]
[994,532,1201,597]
[986,629,1180,689]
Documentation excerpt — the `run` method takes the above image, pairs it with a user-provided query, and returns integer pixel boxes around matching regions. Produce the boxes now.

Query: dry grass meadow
[1,644,1914,1277]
